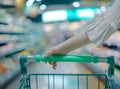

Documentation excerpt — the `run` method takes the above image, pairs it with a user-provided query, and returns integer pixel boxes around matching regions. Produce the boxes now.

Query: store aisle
[5,62,104,89]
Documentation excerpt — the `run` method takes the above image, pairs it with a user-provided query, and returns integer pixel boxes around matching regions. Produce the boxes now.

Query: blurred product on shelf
[15,0,25,11]
[0,62,7,75]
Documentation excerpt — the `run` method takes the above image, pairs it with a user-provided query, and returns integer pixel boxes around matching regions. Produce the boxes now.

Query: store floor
[5,62,104,89]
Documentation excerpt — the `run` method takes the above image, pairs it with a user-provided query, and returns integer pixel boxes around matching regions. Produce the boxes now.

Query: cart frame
[18,55,118,89]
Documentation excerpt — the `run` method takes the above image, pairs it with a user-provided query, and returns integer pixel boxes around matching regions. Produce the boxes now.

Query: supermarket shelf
[0,44,34,89]
[79,44,120,88]
[0,3,15,9]
[0,68,20,89]
[0,45,31,88]
[85,63,120,87]
[0,31,28,35]
[0,41,8,46]
[0,61,32,89]
[0,45,29,58]
[82,44,120,67]
[0,21,8,25]
[102,45,120,69]
[0,39,25,47]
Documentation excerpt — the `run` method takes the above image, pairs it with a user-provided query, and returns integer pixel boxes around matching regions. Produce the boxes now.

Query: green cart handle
[36,54,99,63]
[19,54,115,77]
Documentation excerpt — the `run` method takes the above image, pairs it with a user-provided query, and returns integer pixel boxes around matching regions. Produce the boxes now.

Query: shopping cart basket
[18,54,118,89]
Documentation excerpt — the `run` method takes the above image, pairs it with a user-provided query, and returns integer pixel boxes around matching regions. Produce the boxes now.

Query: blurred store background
[0,0,120,89]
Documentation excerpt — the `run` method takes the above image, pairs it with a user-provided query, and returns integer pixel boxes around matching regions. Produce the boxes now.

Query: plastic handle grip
[35,54,98,63]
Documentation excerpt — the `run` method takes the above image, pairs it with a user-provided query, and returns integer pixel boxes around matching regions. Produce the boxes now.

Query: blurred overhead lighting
[42,10,67,22]
[96,9,102,15]
[44,24,54,32]
[42,8,98,22]
[76,9,95,18]
[26,0,35,7]
[40,4,47,10]
[72,2,80,7]
[100,6,106,12]
[36,0,41,1]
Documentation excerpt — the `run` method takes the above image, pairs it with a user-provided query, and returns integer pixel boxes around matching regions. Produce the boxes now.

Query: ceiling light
[77,9,95,18]
[36,0,41,1]
[72,2,80,7]
[42,10,67,22]
[100,6,106,12]
[40,4,46,10]
[26,0,35,7]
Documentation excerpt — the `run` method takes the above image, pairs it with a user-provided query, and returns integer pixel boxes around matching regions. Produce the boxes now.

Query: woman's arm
[45,30,91,57]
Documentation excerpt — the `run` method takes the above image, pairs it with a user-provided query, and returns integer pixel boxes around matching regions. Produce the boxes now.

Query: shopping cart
[18,54,118,89]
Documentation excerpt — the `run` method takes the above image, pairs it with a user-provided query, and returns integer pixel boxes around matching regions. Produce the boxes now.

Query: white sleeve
[86,0,120,47]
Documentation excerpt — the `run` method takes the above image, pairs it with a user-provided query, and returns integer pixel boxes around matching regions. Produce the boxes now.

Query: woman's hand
[44,46,67,69]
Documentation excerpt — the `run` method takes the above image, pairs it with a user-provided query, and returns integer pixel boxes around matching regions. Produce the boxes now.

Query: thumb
[44,48,55,57]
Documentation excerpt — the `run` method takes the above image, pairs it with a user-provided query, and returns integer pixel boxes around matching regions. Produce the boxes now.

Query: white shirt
[86,0,120,47]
